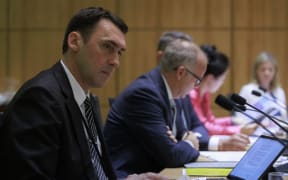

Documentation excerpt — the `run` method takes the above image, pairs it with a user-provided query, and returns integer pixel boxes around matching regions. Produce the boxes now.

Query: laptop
[185,135,286,180]
[227,135,286,180]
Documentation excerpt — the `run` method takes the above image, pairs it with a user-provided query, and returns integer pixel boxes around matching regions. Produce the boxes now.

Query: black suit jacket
[0,62,115,180]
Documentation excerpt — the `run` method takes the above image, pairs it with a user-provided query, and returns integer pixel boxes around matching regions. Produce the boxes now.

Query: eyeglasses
[185,68,202,87]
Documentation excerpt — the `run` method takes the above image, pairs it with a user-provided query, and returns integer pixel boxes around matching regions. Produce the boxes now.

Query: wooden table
[160,155,221,179]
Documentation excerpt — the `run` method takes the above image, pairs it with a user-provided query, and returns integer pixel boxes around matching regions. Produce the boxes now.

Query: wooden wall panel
[9,31,62,83]
[119,0,159,28]
[118,31,159,91]
[0,0,7,29]
[232,31,288,96]
[233,0,288,28]
[9,0,70,29]
[160,0,231,28]
[0,0,7,91]
[7,32,24,83]
[0,32,7,91]
[9,0,117,29]
[208,0,231,28]
[234,0,266,28]
[69,0,116,16]
[159,0,207,28]
[263,0,288,28]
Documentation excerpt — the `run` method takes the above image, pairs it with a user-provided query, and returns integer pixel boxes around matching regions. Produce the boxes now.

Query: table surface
[159,154,226,179]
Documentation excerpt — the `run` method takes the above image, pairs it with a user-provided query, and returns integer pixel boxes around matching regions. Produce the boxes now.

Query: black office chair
[0,112,3,127]
[108,97,114,107]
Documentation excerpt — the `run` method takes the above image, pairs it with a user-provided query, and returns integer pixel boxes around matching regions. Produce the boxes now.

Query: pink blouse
[189,89,240,135]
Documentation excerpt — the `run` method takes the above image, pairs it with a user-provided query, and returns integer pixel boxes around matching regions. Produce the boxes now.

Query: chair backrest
[108,97,114,107]
[0,112,3,127]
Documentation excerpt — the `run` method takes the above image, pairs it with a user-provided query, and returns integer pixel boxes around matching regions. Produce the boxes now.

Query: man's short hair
[159,39,198,72]
[157,31,193,51]
[62,7,128,54]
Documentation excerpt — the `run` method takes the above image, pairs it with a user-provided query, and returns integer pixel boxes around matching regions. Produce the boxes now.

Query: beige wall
[1,0,288,121]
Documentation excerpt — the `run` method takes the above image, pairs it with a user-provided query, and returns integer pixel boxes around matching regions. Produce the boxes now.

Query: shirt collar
[161,74,175,107]
[60,60,88,107]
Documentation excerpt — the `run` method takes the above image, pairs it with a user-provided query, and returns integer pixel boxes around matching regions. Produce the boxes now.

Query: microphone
[251,90,287,111]
[230,93,288,134]
[215,94,246,112]
[251,90,261,97]
[215,94,280,138]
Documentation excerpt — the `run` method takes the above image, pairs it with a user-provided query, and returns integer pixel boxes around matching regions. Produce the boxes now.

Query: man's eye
[102,43,113,51]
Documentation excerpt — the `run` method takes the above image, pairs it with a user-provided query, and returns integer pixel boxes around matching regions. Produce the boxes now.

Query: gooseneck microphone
[251,90,288,126]
[215,94,246,112]
[215,94,279,138]
[230,93,288,134]
[251,90,287,111]
[251,90,288,125]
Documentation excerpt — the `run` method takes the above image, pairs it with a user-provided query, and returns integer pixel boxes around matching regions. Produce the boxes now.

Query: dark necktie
[181,109,188,131]
[171,102,177,136]
[84,97,107,180]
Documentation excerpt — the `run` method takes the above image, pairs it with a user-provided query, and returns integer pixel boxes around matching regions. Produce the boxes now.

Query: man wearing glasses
[185,68,202,87]
[104,37,207,177]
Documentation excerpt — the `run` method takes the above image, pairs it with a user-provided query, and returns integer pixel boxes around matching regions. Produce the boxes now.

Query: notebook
[185,135,286,180]
[226,135,285,180]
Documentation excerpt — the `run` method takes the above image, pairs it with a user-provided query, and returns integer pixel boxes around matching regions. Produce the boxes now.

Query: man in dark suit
[156,32,210,150]
[157,32,249,152]
[104,38,208,177]
[0,7,167,180]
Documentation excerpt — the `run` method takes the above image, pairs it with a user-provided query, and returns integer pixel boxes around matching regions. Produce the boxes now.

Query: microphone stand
[233,106,283,141]
[244,103,288,135]
[231,94,288,135]
[251,90,288,126]
[252,90,287,111]
[215,94,287,146]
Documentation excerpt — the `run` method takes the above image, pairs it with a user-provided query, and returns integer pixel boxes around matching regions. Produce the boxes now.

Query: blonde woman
[236,52,287,135]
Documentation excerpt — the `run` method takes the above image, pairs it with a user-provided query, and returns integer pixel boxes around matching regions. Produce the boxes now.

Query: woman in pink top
[189,45,257,136]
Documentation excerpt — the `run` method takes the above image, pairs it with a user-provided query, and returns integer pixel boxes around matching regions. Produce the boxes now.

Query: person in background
[189,45,257,136]
[104,38,207,177]
[156,32,250,152]
[156,31,210,150]
[0,7,167,180]
[235,51,287,135]
[155,32,209,150]
[175,45,253,152]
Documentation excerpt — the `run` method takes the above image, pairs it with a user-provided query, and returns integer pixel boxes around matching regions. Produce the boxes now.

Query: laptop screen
[227,135,286,180]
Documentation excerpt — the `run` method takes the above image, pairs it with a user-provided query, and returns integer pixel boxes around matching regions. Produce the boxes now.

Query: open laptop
[185,135,286,180]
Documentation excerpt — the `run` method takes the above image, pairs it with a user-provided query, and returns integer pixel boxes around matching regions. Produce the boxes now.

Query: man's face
[76,18,126,89]
[179,51,207,97]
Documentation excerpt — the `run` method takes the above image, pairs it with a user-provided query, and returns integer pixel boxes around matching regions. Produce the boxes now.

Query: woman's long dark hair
[200,45,229,78]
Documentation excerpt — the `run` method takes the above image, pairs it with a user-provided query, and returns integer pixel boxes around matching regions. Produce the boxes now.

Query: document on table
[199,151,246,162]
[185,151,246,168]
[185,161,237,168]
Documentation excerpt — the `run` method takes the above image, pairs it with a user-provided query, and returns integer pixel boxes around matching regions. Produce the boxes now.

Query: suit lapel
[52,62,96,179]
[149,67,174,129]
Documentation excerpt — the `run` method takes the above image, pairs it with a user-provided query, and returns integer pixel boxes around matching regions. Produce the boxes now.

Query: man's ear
[156,51,163,61]
[68,32,82,52]
[175,65,186,80]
